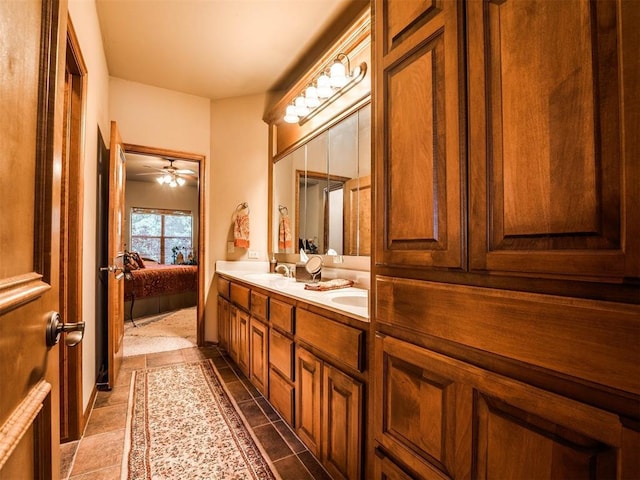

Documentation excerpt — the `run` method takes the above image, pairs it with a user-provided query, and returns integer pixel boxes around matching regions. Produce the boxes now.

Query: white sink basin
[325,290,368,308]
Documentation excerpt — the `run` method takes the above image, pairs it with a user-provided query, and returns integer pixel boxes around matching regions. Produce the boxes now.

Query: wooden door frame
[122,144,207,346]
[59,14,87,442]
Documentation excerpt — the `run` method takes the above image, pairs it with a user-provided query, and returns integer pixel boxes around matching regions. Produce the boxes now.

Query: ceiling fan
[137,159,196,187]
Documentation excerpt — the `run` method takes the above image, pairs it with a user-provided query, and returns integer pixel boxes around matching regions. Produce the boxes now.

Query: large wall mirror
[273,102,370,256]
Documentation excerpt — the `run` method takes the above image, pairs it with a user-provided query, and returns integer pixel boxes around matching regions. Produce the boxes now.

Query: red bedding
[124,263,197,299]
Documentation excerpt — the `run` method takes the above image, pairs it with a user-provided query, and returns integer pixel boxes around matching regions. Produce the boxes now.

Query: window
[130,208,193,264]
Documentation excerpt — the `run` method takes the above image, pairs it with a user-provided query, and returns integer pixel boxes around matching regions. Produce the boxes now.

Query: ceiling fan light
[177,177,186,186]
[157,176,166,184]
[163,173,173,183]
[169,179,178,187]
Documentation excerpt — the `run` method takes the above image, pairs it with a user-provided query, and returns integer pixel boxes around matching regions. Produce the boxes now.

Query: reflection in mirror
[273,103,370,257]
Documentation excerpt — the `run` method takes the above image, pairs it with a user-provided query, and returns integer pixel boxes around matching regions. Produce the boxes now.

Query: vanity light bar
[284,53,367,126]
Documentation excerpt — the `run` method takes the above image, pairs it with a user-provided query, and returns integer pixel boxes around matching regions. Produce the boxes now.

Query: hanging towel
[278,214,292,251]
[233,211,250,248]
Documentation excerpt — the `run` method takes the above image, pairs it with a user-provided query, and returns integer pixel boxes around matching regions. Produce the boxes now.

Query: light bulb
[157,176,165,184]
[304,85,320,108]
[284,104,299,123]
[177,177,186,186]
[163,173,173,183]
[330,59,347,88]
[294,96,309,117]
[169,180,178,187]
[317,72,332,98]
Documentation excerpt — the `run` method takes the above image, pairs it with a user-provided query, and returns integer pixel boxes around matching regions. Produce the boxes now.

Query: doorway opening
[121,144,206,355]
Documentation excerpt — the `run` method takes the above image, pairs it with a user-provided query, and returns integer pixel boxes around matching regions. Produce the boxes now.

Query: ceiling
[95,0,362,100]
[97,0,367,184]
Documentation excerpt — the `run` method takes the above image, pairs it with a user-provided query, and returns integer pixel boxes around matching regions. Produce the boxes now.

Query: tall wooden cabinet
[373,0,639,478]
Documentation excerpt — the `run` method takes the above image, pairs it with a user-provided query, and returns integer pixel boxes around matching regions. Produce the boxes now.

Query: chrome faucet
[275,264,291,278]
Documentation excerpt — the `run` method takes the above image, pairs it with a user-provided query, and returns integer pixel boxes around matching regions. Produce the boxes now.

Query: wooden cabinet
[217,296,230,352]
[218,277,369,478]
[296,347,323,456]
[374,0,639,293]
[249,317,268,396]
[322,363,362,480]
[228,304,239,363]
[373,0,639,478]
[466,0,639,283]
[296,346,364,480]
[374,0,465,270]
[375,334,635,479]
[236,308,250,376]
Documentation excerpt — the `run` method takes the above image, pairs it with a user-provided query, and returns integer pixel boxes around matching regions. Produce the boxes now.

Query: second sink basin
[325,290,368,308]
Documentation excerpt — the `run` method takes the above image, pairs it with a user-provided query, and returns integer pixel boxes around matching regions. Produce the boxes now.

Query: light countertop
[215,261,369,322]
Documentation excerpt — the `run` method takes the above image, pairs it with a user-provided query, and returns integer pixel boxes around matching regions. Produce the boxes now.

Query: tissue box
[295,264,320,283]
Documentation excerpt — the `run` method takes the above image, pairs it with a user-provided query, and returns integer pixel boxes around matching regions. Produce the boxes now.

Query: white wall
[208,94,269,340]
[68,0,111,412]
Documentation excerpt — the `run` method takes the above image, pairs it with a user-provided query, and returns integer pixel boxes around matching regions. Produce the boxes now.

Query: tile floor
[60,346,332,480]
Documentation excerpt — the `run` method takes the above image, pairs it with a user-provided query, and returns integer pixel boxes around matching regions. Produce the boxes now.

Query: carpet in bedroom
[124,306,196,356]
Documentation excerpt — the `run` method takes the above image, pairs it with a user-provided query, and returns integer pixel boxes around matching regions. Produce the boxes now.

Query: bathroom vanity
[215,262,369,480]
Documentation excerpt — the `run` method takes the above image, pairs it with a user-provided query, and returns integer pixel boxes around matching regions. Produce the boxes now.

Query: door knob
[46,311,85,347]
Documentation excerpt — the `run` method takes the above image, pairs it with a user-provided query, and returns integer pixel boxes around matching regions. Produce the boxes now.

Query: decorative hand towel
[278,214,292,251]
[304,278,354,291]
[233,206,250,248]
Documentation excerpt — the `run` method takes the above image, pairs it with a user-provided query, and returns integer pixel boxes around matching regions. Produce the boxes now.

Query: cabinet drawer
[270,298,294,333]
[269,368,294,426]
[251,291,269,321]
[216,276,230,298]
[230,282,250,310]
[270,329,294,381]
[297,309,363,372]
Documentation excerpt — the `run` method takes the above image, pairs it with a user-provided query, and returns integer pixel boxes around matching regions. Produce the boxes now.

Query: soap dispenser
[269,253,277,273]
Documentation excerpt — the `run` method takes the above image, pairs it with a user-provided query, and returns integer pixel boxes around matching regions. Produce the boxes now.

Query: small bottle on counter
[269,253,277,273]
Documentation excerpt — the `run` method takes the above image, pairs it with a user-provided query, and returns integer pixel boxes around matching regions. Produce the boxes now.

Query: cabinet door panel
[468,0,639,280]
[376,335,635,479]
[296,347,322,456]
[237,309,250,376]
[269,368,295,426]
[217,296,229,352]
[375,0,465,270]
[322,364,363,480]
[249,317,268,396]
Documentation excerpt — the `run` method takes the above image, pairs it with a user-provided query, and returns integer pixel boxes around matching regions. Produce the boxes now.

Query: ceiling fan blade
[136,172,163,176]
[174,169,196,174]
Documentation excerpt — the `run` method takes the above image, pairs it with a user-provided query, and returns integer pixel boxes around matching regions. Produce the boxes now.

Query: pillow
[124,253,139,271]
[131,252,145,269]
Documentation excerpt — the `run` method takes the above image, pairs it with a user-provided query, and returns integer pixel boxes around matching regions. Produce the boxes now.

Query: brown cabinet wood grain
[249,317,268,396]
[236,308,250,376]
[296,347,322,456]
[322,364,363,480]
[250,290,269,322]
[269,328,294,381]
[230,282,251,311]
[217,296,230,352]
[374,0,465,270]
[270,298,294,334]
[376,334,633,479]
[467,0,639,282]
[228,304,239,364]
[269,367,295,427]
[296,309,364,372]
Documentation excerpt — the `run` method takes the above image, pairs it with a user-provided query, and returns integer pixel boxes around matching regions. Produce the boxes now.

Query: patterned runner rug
[122,360,279,479]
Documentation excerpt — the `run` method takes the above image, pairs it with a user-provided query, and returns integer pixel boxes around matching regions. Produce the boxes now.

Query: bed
[124,257,197,322]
